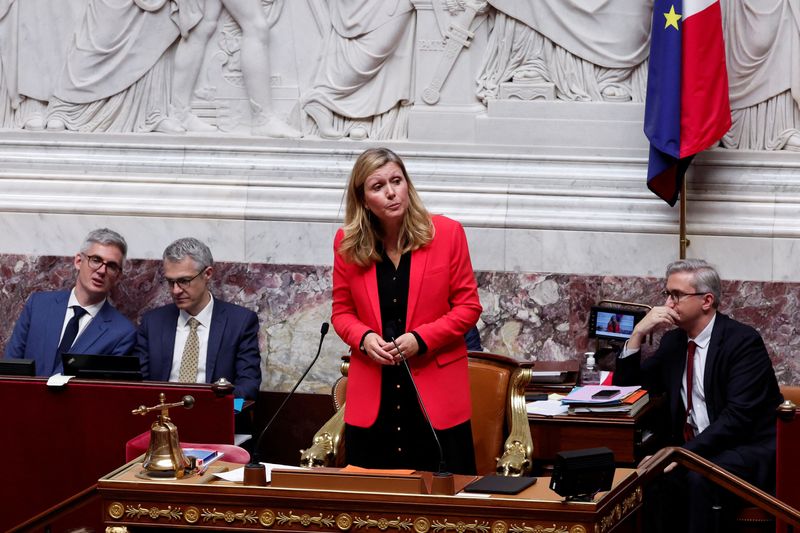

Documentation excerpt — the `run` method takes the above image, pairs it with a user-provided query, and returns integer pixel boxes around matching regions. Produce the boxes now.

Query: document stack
[561,385,649,417]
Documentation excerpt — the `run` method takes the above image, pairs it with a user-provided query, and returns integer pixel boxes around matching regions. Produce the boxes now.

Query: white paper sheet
[526,399,569,416]
[214,462,306,483]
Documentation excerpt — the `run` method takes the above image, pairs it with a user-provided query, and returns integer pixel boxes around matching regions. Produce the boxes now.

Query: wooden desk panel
[529,402,663,465]
[98,461,643,533]
[2,377,234,531]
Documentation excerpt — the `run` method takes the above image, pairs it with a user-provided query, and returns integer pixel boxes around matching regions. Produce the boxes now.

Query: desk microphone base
[431,472,455,495]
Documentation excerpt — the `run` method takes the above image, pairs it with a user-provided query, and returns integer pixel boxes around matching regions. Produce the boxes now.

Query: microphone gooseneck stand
[243,322,330,486]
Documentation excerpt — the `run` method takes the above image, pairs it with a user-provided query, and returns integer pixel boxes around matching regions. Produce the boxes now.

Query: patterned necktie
[178,317,200,383]
[58,305,88,355]
[683,340,698,442]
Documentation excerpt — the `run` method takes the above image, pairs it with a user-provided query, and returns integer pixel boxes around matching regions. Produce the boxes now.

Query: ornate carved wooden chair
[300,351,534,476]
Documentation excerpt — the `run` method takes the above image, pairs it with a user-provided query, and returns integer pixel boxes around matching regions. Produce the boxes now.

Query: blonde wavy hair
[338,148,433,267]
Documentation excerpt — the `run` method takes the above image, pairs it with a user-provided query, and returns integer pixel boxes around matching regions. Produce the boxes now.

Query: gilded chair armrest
[299,404,345,467]
[496,365,534,476]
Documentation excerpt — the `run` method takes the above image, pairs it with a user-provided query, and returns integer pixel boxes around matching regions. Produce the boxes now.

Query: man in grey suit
[4,228,137,375]
[135,238,262,399]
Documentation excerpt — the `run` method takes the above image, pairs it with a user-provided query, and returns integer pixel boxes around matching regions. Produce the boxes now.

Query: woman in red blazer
[332,148,482,474]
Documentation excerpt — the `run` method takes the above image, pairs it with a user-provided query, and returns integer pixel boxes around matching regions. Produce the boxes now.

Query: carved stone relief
[0,0,796,150]
[476,1,651,104]
[299,0,416,140]
[720,0,800,151]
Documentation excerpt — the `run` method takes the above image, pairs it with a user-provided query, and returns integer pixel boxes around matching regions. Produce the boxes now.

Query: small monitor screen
[62,353,143,381]
[0,359,36,376]
[588,306,646,341]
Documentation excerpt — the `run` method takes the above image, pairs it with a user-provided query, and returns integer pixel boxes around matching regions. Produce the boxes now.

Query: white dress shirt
[620,313,716,437]
[168,294,214,384]
[683,314,715,437]
[59,289,105,348]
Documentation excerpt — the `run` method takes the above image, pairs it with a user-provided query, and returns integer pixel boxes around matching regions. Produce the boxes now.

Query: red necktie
[683,340,697,442]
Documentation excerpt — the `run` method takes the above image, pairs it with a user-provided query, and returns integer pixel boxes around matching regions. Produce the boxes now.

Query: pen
[197,465,229,484]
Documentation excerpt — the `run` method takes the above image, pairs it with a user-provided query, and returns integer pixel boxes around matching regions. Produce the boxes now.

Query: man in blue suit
[5,228,137,375]
[134,238,262,400]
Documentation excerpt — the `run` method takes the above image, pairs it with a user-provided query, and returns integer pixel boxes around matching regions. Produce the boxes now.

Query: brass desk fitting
[132,393,195,479]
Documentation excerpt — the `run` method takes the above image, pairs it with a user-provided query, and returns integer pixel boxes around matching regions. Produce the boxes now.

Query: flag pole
[679,178,689,259]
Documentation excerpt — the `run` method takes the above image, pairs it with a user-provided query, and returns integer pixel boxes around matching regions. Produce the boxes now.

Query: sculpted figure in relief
[0,0,15,128]
[720,0,800,151]
[476,0,652,103]
[45,0,200,133]
[0,0,87,130]
[300,0,416,140]
[170,0,301,137]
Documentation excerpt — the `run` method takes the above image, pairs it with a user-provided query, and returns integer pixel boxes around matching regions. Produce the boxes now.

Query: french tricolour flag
[644,0,730,206]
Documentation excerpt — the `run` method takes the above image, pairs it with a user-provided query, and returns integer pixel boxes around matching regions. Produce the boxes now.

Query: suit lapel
[71,301,111,353]
[667,332,689,428]
[363,264,382,333]
[207,303,226,382]
[161,308,179,380]
[703,313,724,420]
[406,244,430,328]
[46,292,70,374]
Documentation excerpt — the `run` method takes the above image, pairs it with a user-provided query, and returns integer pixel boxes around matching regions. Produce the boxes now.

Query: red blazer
[332,215,482,430]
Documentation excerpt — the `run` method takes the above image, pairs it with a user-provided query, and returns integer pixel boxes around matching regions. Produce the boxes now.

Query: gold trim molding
[336,513,354,530]
[509,524,578,533]
[106,504,599,533]
[200,508,260,524]
[597,487,642,533]
[107,502,124,520]
[432,520,490,533]
[414,517,431,533]
[277,511,337,528]
[124,504,182,521]
[490,521,508,533]
[353,516,414,530]
[261,510,277,527]
[185,506,200,523]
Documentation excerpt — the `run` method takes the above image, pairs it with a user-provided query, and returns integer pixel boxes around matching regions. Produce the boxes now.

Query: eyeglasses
[82,253,122,275]
[164,270,204,290]
[661,289,706,303]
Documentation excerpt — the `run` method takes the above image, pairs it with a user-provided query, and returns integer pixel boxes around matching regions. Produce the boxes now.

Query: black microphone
[386,328,448,476]
[244,322,329,484]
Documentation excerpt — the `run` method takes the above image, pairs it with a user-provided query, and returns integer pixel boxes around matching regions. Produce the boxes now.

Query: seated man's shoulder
[718,312,763,340]
[27,289,69,304]
[102,302,136,329]
[656,326,685,346]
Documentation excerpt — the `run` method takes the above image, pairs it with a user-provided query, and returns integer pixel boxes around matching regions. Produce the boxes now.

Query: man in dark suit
[4,228,136,375]
[135,238,261,399]
[614,259,782,533]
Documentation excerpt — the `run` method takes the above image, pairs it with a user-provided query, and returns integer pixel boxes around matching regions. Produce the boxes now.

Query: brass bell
[132,393,195,478]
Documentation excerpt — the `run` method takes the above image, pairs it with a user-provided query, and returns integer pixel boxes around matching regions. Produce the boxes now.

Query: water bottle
[581,352,601,385]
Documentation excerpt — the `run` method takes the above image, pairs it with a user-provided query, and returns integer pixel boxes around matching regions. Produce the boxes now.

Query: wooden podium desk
[0,376,235,531]
[529,400,664,466]
[99,460,643,533]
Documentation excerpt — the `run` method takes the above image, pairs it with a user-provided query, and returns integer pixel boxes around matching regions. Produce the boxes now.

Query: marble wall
[2,253,798,392]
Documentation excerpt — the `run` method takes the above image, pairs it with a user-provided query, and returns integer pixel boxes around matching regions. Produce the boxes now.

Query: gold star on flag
[664,5,682,30]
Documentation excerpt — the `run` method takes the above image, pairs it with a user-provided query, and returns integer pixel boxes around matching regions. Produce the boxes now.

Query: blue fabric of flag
[644,0,685,206]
